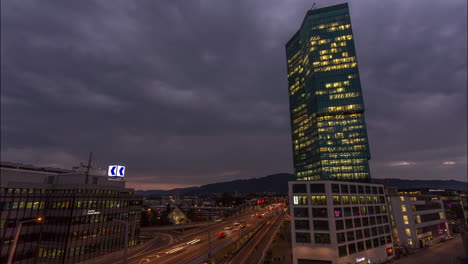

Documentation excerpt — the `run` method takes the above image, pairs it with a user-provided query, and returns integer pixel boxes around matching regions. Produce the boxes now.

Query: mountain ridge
[135,173,467,196]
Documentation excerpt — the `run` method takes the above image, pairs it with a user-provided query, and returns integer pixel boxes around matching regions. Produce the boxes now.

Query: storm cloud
[1,0,466,190]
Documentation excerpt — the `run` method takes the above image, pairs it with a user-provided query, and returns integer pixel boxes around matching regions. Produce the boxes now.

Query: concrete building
[289,181,394,264]
[0,162,142,264]
[387,188,450,248]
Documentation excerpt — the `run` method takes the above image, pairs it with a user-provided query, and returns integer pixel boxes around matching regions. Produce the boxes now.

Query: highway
[97,207,272,264]
[133,209,270,264]
[227,211,284,264]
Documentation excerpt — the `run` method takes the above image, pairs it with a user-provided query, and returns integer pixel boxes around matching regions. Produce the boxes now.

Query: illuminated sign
[108,165,125,177]
[84,210,101,215]
[356,257,365,262]
[429,189,445,192]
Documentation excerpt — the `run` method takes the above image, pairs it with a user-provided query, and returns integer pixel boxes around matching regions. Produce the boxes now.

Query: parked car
[224,226,232,230]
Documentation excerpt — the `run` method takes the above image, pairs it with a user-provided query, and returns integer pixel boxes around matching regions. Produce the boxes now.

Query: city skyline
[1,0,467,190]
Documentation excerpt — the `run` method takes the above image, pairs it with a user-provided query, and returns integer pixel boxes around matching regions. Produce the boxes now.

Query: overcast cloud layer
[1,0,467,190]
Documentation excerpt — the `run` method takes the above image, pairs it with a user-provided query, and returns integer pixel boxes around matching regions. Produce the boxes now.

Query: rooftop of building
[1,161,73,173]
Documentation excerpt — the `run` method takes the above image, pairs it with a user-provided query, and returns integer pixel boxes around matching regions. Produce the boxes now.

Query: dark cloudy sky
[1,0,466,190]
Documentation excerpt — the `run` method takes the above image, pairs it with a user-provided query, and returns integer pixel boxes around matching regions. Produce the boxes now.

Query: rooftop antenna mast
[311,3,316,10]
[85,152,93,184]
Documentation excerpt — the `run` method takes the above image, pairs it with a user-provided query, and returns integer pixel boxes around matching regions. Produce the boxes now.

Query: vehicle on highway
[240,224,246,229]
[216,232,226,239]
[165,246,185,254]
[214,218,224,222]
[187,238,201,245]
[224,226,233,230]
[234,222,240,226]
[257,214,262,218]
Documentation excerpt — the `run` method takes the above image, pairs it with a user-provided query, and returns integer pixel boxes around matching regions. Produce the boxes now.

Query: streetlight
[113,219,129,264]
[7,217,44,264]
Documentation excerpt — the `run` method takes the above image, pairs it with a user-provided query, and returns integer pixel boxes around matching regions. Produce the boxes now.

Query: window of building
[296,232,311,243]
[345,219,353,229]
[295,220,310,230]
[356,229,363,240]
[379,236,386,246]
[293,196,308,205]
[293,184,307,193]
[342,196,350,205]
[401,205,407,212]
[368,206,375,215]
[371,227,378,237]
[403,215,409,225]
[333,195,341,205]
[348,243,356,254]
[294,208,309,218]
[338,245,347,257]
[381,205,387,213]
[358,185,365,194]
[310,184,325,193]
[362,217,369,227]
[341,184,349,193]
[310,196,327,205]
[314,233,330,244]
[375,205,381,214]
[313,220,329,231]
[373,238,380,248]
[337,232,346,243]
[360,206,367,215]
[312,208,328,218]
[344,207,352,217]
[354,218,362,227]
[346,231,355,241]
[365,239,373,249]
[357,241,365,252]
[351,196,358,205]
[352,207,361,216]
[407,238,413,245]
[376,216,383,225]
[365,186,371,194]
[405,229,411,236]
[336,220,344,230]
[332,184,340,193]
[439,212,445,219]
[400,196,405,202]
[334,208,342,217]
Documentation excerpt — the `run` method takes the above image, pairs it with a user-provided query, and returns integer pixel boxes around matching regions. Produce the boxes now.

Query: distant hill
[135,173,467,196]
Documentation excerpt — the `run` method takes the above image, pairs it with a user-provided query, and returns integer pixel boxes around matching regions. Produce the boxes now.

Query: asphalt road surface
[120,208,273,264]
[392,235,465,264]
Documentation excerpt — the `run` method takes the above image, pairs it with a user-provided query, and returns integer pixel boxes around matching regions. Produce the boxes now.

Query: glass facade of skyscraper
[286,3,371,182]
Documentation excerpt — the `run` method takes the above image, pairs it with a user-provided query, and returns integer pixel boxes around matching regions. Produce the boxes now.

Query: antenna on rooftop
[311,3,316,10]
[85,152,93,184]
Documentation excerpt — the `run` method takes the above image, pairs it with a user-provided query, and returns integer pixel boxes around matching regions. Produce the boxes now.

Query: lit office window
[401,205,407,212]
[405,229,411,236]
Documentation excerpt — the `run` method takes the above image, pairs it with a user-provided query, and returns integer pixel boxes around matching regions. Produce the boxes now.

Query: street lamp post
[7,217,44,264]
[113,219,129,264]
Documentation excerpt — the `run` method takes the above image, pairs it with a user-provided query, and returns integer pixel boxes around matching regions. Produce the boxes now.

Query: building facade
[289,181,394,264]
[0,163,142,264]
[387,189,451,248]
[286,3,371,182]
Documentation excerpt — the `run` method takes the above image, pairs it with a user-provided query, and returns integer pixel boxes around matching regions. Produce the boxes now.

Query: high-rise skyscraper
[286,3,371,182]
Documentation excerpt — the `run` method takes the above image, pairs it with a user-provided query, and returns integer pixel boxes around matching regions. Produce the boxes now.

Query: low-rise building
[387,188,450,248]
[289,181,394,264]
[0,162,142,264]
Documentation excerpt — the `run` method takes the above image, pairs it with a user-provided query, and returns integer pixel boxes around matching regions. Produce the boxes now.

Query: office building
[387,188,450,248]
[286,3,370,182]
[0,162,142,264]
[289,181,394,264]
